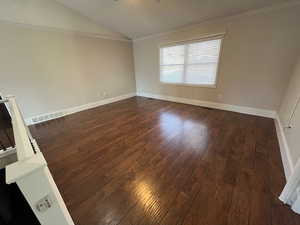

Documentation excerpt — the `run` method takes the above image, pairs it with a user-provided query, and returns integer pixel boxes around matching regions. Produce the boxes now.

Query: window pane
[159,38,222,86]
[185,63,217,85]
[187,39,221,64]
[161,45,185,65]
[160,65,184,83]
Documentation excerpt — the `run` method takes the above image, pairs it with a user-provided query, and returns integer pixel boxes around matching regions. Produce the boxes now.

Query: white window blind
[160,37,222,87]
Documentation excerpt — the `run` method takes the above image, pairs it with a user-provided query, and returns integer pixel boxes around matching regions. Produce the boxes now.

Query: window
[159,37,223,87]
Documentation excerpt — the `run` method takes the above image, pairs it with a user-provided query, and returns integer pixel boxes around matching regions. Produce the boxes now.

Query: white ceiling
[55,0,294,39]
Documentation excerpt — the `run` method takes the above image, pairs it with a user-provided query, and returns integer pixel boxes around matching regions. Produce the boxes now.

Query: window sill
[159,81,217,89]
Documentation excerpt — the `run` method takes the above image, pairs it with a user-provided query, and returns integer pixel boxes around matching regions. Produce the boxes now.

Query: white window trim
[158,34,225,88]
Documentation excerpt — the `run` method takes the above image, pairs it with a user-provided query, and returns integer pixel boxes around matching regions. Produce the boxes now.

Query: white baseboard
[137,92,276,118]
[25,93,136,125]
[137,92,295,179]
[274,113,294,180]
[24,91,292,181]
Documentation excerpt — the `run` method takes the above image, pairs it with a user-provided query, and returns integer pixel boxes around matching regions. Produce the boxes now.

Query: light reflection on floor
[135,180,160,217]
[159,111,209,151]
[98,112,210,224]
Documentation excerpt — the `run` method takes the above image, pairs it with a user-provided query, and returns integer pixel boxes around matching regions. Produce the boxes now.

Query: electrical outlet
[36,195,53,213]
[102,92,107,97]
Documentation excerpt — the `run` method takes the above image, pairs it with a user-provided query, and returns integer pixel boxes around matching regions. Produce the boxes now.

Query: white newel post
[4,96,75,225]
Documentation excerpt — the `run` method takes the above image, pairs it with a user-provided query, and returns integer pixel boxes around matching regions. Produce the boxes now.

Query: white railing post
[7,96,34,160]
[5,96,75,225]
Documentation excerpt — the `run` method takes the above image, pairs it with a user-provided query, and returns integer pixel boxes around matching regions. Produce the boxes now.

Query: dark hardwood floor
[30,97,300,225]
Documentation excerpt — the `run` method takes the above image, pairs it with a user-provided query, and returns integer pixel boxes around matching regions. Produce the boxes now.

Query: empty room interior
[1,0,300,224]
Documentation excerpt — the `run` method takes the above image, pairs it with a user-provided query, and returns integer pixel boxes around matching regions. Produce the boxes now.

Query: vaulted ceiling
[55,0,295,39]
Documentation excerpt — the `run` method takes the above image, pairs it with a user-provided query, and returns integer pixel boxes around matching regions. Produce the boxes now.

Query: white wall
[0,0,127,40]
[278,57,300,166]
[0,23,135,118]
[0,0,135,119]
[133,5,300,111]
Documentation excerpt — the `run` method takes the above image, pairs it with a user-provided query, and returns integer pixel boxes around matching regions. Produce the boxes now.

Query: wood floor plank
[29,97,300,225]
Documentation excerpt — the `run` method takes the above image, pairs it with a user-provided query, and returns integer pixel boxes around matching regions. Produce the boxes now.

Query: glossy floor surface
[30,97,300,225]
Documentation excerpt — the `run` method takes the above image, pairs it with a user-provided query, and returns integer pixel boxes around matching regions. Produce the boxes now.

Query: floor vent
[31,112,65,124]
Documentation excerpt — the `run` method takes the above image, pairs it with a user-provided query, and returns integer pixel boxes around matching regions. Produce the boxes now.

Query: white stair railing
[2,95,74,225]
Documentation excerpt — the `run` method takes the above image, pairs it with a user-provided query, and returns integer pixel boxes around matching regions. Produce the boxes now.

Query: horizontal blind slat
[160,37,222,86]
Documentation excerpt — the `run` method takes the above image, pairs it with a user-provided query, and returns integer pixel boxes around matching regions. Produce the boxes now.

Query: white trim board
[136,92,294,180]
[24,92,292,181]
[274,113,294,180]
[137,92,276,118]
[25,93,136,125]
[133,0,300,42]
[0,19,131,42]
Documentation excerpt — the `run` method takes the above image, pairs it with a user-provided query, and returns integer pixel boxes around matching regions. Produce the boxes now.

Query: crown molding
[133,0,300,42]
[0,19,132,42]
